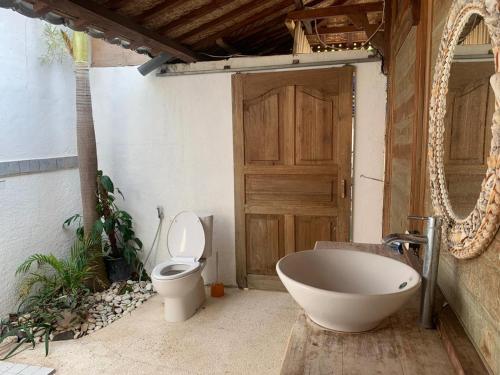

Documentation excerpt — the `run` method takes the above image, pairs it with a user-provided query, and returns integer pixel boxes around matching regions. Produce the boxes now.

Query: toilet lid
[167,211,206,261]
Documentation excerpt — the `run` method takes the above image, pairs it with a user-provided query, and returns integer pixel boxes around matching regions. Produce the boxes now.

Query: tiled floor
[0,362,54,375]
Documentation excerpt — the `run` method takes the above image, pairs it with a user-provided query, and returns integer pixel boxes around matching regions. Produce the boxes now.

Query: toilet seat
[152,211,207,281]
[167,211,206,261]
[152,259,201,280]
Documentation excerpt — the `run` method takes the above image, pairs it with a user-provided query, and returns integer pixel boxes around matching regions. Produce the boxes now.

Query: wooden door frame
[232,73,247,288]
[232,67,354,288]
[382,0,432,235]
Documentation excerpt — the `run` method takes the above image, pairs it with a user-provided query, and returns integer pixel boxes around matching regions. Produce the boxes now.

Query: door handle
[341,179,347,199]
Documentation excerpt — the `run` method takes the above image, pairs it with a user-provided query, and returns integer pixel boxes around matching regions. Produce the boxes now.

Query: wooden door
[444,64,495,218]
[232,67,354,289]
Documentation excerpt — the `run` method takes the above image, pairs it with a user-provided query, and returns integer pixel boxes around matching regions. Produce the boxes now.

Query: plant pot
[104,257,133,282]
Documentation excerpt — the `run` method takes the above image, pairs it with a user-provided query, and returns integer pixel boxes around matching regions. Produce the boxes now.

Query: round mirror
[444,14,495,219]
[428,0,500,259]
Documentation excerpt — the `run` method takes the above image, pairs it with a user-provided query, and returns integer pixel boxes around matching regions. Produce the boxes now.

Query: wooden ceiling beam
[231,21,286,50]
[133,0,185,24]
[177,0,273,42]
[348,12,384,55]
[228,10,289,41]
[307,25,364,35]
[287,2,384,21]
[156,0,237,35]
[294,0,312,34]
[33,3,51,16]
[38,0,197,62]
[191,0,293,49]
[253,34,292,55]
[233,0,346,44]
[102,0,130,11]
[243,26,288,49]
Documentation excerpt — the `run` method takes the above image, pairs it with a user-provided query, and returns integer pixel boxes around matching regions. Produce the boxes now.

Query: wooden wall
[383,0,428,235]
[384,0,499,373]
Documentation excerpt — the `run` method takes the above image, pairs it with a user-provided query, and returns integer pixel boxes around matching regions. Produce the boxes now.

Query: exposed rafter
[228,8,291,42]
[102,0,130,11]
[348,12,385,54]
[294,0,312,34]
[191,0,293,49]
[177,0,272,43]
[309,25,364,34]
[185,0,290,49]
[235,15,288,41]
[133,0,185,24]
[156,0,237,35]
[287,2,384,20]
[37,0,197,62]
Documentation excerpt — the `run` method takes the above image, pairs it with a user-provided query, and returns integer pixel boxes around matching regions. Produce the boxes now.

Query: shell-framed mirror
[428,0,500,259]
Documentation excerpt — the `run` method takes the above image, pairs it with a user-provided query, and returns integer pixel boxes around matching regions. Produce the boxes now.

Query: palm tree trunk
[73,33,109,289]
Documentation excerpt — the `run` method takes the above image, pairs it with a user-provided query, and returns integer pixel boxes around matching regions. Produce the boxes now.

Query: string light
[310,0,385,53]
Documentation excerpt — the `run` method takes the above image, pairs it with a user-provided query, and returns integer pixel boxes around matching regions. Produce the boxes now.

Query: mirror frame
[429,0,500,259]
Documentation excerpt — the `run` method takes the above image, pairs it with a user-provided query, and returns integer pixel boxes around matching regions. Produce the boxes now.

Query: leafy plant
[65,171,143,267]
[95,171,143,266]
[16,236,98,312]
[0,319,51,360]
[0,237,98,359]
[39,24,72,65]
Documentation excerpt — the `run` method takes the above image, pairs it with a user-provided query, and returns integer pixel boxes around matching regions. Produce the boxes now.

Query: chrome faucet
[382,215,442,329]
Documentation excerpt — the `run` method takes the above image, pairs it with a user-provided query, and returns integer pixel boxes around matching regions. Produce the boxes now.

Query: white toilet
[151,211,213,322]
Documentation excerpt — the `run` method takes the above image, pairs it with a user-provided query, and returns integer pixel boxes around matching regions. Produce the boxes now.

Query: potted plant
[65,171,143,282]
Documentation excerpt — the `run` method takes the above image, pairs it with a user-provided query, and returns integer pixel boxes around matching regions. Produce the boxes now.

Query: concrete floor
[10,288,300,375]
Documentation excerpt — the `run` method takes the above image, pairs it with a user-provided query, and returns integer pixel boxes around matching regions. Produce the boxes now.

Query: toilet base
[163,277,206,322]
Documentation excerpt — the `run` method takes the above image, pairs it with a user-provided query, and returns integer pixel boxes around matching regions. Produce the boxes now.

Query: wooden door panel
[294,216,337,252]
[245,174,337,206]
[245,214,284,275]
[233,67,353,289]
[444,74,495,218]
[243,88,284,165]
[448,80,489,164]
[295,86,338,165]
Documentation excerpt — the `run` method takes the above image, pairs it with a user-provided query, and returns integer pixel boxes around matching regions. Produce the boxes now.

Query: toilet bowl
[151,211,213,322]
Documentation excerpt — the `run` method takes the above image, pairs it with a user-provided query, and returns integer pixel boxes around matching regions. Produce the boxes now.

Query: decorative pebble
[8,280,155,343]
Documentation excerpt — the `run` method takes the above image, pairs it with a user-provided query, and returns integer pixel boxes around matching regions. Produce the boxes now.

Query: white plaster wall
[91,60,387,286]
[0,171,81,317]
[0,10,80,317]
[0,9,76,160]
[91,69,235,285]
[352,63,387,243]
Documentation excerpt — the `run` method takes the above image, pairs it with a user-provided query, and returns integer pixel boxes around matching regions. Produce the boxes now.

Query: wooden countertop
[280,241,456,375]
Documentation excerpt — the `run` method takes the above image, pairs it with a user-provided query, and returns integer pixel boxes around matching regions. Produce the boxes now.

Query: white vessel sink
[276,248,421,332]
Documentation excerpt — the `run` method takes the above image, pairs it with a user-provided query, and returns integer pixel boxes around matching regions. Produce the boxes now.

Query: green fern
[3,237,101,358]
[16,236,99,315]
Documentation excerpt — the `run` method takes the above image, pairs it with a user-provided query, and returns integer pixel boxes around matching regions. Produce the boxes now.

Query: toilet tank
[195,212,213,259]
